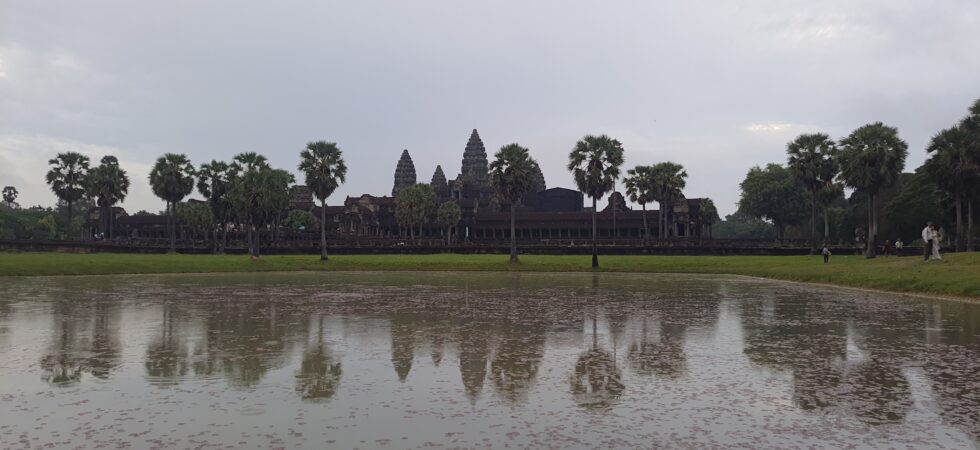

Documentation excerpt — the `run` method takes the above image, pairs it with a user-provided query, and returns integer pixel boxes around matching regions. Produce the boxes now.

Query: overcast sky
[2,1,978,215]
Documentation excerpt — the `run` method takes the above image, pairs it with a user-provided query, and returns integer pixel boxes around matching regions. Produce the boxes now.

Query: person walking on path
[922,222,934,261]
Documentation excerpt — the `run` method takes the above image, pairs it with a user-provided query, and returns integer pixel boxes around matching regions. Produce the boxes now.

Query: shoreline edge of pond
[1,252,977,300]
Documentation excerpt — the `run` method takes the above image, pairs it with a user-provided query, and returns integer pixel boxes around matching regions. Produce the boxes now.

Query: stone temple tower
[460,129,489,182]
[430,165,449,199]
[392,149,417,197]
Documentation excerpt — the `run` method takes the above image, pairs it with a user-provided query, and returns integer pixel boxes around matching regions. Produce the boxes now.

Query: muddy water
[1,272,979,449]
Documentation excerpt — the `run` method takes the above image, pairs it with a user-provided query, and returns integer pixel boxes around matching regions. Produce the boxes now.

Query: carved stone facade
[392,149,417,197]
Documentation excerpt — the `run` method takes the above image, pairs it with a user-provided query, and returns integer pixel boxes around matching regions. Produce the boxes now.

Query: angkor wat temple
[94,129,708,244]
[329,129,708,242]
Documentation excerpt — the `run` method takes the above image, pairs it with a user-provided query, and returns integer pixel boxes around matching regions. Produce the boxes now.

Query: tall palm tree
[45,152,90,238]
[837,122,908,258]
[149,153,195,252]
[85,156,130,239]
[786,133,838,253]
[624,165,655,243]
[489,143,541,263]
[197,160,232,252]
[567,135,625,268]
[649,162,687,241]
[298,141,347,261]
[924,125,976,252]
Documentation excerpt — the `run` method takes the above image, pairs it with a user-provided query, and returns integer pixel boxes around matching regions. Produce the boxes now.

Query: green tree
[229,153,271,254]
[738,164,809,239]
[227,166,293,257]
[837,122,908,258]
[712,208,776,239]
[2,186,17,209]
[961,98,980,250]
[924,125,977,252]
[437,200,461,245]
[394,184,437,241]
[699,197,720,239]
[490,143,541,263]
[624,165,655,242]
[149,153,196,252]
[285,209,320,231]
[649,162,687,241]
[175,201,214,240]
[786,133,838,252]
[84,156,130,239]
[567,135,625,268]
[298,141,348,261]
[197,160,232,252]
[45,152,90,238]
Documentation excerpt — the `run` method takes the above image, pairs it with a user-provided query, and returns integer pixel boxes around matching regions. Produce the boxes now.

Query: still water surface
[1,272,979,449]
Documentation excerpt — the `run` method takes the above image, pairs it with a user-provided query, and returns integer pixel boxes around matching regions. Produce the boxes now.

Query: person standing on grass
[922,222,934,261]
[822,245,831,263]
[932,227,943,260]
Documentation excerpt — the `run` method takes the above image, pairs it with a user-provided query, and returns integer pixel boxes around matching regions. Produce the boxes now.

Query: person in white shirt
[922,222,933,261]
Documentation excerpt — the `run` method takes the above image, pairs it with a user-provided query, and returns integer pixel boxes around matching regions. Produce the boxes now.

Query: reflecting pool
[1,272,979,449]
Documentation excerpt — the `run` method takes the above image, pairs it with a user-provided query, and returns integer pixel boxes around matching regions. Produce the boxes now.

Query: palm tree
[624,165,655,243]
[649,162,687,241]
[924,125,977,252]
[837,122,908,258]
[45,152,90,238]
[298,141,348,261]
[84,156,131,239]
[2,186,17,208]
[786,133,838,253]
[490,143,541,263]
[197,160,232,253]
[394,184,437,242]
[567,135,625,268]
[228,166,293,258]
[437,200,461,246]
[149,153,195,253]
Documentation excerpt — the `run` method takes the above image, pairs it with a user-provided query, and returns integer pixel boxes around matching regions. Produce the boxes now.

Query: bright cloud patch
[745,123,794,133]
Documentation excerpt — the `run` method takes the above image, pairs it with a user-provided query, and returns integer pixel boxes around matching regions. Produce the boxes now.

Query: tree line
[736,98,979,257]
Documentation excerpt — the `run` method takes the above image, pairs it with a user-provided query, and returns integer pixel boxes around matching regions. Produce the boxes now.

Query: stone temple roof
[460,129,488,181]
[392,149,417,197]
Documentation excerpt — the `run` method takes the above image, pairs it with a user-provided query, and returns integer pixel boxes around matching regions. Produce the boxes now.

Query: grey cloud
[1,0,978,214]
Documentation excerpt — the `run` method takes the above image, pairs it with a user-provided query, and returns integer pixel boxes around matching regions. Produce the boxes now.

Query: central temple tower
[460,129,489,182]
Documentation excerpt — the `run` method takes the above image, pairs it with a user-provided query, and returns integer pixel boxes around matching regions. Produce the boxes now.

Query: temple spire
[430,165,449,198]
[392,149,417,197]
[460,129,489,181]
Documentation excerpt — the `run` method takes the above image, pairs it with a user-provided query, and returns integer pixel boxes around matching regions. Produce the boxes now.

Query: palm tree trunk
[252,226,260,258]
[823,206,830,241]
[810,195,817,254]
[169,201,177,253]
[509,203,518,263]
[591,197,598,268]
[641,203,648,244]
[955,194,964,252]
[320,199,328,261]
[866,192,876,258]
[66,200,73,240]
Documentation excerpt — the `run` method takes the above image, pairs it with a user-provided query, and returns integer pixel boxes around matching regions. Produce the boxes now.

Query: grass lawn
[0,251,977,299]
